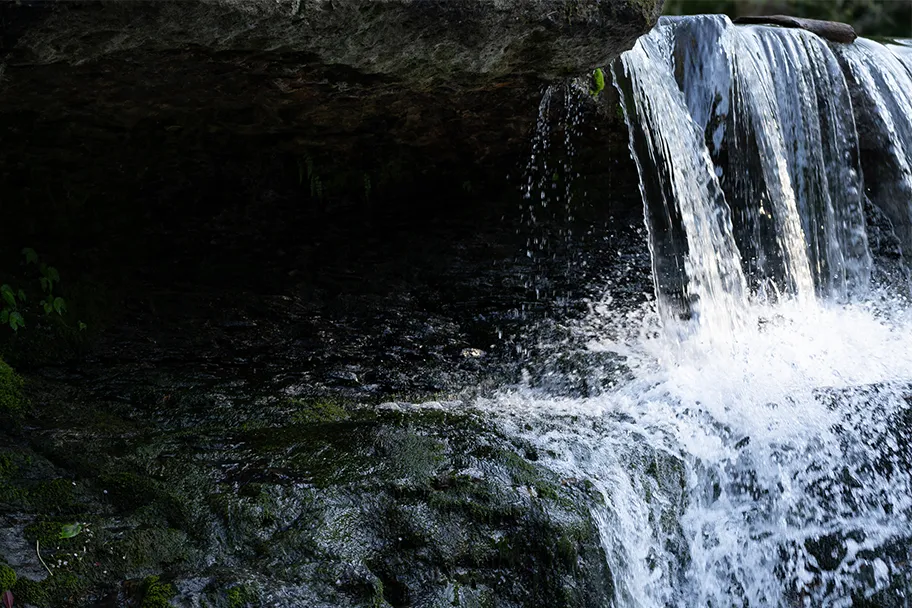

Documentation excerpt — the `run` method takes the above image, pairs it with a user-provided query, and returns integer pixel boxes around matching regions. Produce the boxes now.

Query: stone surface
[10,0,663,84]
[0,393,620,607]
[0,0,659,221]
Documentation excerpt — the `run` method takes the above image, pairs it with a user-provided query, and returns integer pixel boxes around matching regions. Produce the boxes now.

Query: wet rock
[0,398,614,607]
[10,0,662,85]
[734,15,857,43]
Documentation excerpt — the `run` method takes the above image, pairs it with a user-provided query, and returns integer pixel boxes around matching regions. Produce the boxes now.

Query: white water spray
[490,16,912,608]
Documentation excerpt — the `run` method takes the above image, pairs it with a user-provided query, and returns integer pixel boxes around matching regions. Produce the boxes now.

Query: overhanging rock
[0,0,661,217]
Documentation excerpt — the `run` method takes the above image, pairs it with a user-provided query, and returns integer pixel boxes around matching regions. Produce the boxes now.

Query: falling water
[519,83,588,305]
[615,15,879,334]
[611,18,749,342]
[490,15,912,608]
[835,38,912,264]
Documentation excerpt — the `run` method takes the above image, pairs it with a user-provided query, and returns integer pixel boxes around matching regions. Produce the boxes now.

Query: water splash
[519,83,588,305]
[487,293,912,607]
[491,15,912,608]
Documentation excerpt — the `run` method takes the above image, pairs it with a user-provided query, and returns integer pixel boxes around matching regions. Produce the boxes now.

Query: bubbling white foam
[483,290,912,607]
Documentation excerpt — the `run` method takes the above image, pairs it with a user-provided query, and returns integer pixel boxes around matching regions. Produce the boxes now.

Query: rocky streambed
[0,1,667,605]
[0,185,652,607]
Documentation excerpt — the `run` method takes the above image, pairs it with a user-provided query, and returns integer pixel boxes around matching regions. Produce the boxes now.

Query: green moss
[226,584,258,608]
[0,356,26,420]
[589,67,606,97]
[28,478,79,513]
[289,397,349,424]
[0,563,17,591]
[42,572,89,606]
[0,452,17,480]
[11,572,88,608]
[112,528,193,571]
[24,520,73,546]
[12,577,49,607]
[141,575,176,608]
[555,534,578,568]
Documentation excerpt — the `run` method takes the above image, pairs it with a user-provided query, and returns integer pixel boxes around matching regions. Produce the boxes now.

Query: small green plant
[0,286,25,332]
[589,67,606,97]
[1,249,84,333]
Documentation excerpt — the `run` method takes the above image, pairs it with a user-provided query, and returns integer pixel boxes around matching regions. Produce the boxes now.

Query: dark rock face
[0,398,616,607]
[0,0,660,216]
[10,0,663,84]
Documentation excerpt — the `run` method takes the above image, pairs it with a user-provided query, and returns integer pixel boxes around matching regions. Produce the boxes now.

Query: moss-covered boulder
[0,562,17,591]
[0,357,26,422]
[0,394,622,607]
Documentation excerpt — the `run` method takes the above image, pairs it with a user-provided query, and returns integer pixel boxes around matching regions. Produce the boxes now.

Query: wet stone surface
[0,144,651,606]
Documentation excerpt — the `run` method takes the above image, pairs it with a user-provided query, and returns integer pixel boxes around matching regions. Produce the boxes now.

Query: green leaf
[589,67,606,97]
[78,321,87,331]
[59,523,83,539]
[0,310,8,324]
[53,297,67,315]
[39,277,49,293]
[17,289,26,303]
[41,300,52,315]
[1,285,15,308]
[22,247,38,265]
[47,267,60,284]
[9,312,24,331]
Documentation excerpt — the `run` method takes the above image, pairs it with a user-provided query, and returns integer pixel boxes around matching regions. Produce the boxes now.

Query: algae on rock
[0,357,26,422]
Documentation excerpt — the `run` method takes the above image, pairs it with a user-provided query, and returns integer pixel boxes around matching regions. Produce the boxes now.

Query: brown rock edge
[734,15,857,43]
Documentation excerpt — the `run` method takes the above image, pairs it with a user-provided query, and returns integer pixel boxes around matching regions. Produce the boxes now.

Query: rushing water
[492,16,912,607]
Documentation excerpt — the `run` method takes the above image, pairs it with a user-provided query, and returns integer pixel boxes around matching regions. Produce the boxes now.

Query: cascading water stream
[485,15,912,608]
[835,37,912,265]
[613,15,876,336]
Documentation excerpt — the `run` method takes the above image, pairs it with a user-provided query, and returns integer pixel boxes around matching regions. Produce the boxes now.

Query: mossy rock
[226,583,259,608]
[12,577,50,607]
[24,520,74,547]
[142,575,177,608]
[0,563,16,591]
[289,397,350,424]
[0,356,26,422]
[11,572,89,608]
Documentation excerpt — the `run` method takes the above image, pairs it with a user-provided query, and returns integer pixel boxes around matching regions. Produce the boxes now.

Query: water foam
[486,292,912,607]
[485,16,912,607]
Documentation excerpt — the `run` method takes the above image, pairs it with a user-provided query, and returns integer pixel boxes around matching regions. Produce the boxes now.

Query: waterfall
[613,15,877,338]
[835,38,912,265]
[493,16,912,608]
